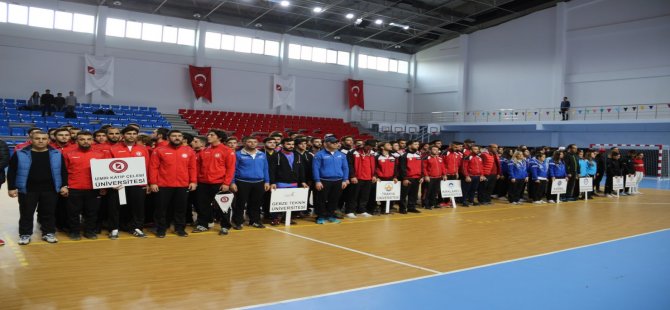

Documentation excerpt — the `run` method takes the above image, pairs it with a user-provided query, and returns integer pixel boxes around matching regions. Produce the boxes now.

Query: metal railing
[359,103,670,124]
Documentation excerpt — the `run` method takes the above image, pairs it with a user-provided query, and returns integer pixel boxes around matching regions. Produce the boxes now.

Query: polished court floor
[1,180,669,309]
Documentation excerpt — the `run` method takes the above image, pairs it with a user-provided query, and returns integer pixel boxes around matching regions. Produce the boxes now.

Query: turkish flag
[348,79,364,110]
[189,65,212,102]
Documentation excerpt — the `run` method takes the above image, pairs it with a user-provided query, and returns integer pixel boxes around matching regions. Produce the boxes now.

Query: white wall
[0,1,410,118]
[413,0,670,114]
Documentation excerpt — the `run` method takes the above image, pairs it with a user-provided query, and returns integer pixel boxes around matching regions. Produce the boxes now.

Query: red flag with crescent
[348,79,365,110]
[189,65,212,102]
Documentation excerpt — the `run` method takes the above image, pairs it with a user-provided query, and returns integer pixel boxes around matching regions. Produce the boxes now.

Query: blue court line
[250,229,670,310]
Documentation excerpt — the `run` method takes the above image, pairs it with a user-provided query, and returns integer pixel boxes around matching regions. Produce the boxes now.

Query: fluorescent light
[375,19,383,25]
[280,1,290,7]
[313,7,322,13]
[403,25,410,30]
[390,22,410,30]
[345,13,354,19]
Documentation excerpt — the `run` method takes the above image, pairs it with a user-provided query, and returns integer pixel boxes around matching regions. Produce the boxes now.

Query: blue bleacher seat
[8,115,20,122]
[148,107,157,111]
[0,127,9,135]
[139,107,149,111]
[129,106,140,111]
[17,99,26,104]
[5,99,15,104]
[11,127,25,136]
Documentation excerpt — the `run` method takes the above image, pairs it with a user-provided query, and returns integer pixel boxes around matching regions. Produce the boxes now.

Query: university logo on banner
[270,188,309,212]
[347,79,365,110]
[85,54,114,96]
[273,75,296,109]
[612,176,624,191]
[579,177,593,192]
[90,157,147,189]
[440,180,463,197]
[189,65,212,102]
[551,179,568,195]
[215,193,235,213]
[376,181,400,201]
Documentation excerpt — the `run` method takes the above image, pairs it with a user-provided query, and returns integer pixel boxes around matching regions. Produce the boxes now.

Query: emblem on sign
[109,160,128,173]
[220,195,229,203]
[385,183,393,191]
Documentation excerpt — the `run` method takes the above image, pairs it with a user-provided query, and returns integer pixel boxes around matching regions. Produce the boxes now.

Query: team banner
[376,181,400,201]
[273,75,296,109]
[269,188,309,212]
[612,176,624,191]
[550,178,568,195]
[625,174,636,186]
[579,177,593,192]
[85,54,114,96]
[90,157,147,189]
[440,180,463,197]
[215,193,235,213]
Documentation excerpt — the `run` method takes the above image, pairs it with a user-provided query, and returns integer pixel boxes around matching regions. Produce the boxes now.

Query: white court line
[244,227,670,309]
[268,228,441,274]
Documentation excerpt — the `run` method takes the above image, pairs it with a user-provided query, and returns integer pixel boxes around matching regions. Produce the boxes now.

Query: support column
[552,2,568,105]
[91,5,108,103]
[456,34,469,115]
[277,34,290,116]
[408,53,417,118]
[347,46,361,123]
[193,21,207,109]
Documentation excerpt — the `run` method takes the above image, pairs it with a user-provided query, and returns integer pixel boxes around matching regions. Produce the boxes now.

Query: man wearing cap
[312,136,349,224]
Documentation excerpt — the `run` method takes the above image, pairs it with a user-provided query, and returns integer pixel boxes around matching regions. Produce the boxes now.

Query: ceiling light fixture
[313,7,323,13]
[112,0,122,6]
[280,1,290,7]
[345,13,354,19]
[375,19,383,25]
[389,22,410,30]
[193,13,202,18]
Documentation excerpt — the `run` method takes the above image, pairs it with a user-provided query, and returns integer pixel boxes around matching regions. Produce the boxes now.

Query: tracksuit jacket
[233,150,270,184]
[63,147,109,190]
[397,150,423,180]
[422,155,446,178]
[312,149,349,182]
[507,159,528,180]
[348,149,376,181]
[529,158,548,181]
[149,144,197,187]
[375,153,397,179]
[197,143,236,185]
[461,154,483,177]
[548,159,567,178]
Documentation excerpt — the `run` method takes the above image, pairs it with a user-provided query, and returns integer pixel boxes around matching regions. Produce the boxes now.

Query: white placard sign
[91,157,147,189]
[270,188,309,212]
[625,175,636,186]
[440,180,463,198]
[612,176,624,191]
[551,179,568,195]
[376,181,401,201]
[579,177,593,192]
[215,193,235,213]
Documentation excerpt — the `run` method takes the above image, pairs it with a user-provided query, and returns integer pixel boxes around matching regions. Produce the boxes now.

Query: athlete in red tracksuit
[193,129,236,235]
[63,132,108,240]
[375,142,398,215]
[346,141,377,217]
[107,126,152,239]
[479,144,502,205]
[461,145,485,206]
[422,145,447,209]
[397,140,423,214]
[149,130,197,238]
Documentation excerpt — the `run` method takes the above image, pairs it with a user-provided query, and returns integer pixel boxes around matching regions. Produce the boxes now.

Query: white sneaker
[541,200,548,204]
[18,235,31,245]
[491,195,499,199]
[359,212,372,217]
[533,201,542,204]
[548,200,556,203]
[41,233,58,244]
[345,213,357,219]
[519,198,527,202]
[208,222,215,228]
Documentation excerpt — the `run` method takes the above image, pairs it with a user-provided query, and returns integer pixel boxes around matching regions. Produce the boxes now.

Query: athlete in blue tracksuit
[507,152,528,204]
[529,153,549,203]
[547,151,567,202]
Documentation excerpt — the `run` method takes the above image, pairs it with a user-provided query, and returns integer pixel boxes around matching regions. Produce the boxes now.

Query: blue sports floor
[249,179,670,310]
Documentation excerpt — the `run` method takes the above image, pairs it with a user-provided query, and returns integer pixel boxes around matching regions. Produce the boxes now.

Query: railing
[359,103,670,124]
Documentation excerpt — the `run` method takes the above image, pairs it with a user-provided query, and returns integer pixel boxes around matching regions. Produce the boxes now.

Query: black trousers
[18,191,58,236]
[186,191,198,224]
[67,189,101,234]
[594,172,604,191]
[196,183,231,228]
[566,176,578,199]
[507,180,525,203]
[531,180,547,202]
[461,176,481,204]
[233,181,265,225]
[423,178,442,208]
[55,195,69,231]
[154,187,189,233]
[315,180,343,219]
[400,178,420,211]
[347,180,373,214]
[108,186,146,231]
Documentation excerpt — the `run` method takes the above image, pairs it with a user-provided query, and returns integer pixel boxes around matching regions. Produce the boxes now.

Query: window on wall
[288,43,349,66]
[3,4,94,34]
[358,54,408,74]
[162,26,178,43]
[105,18,195,46]
[8,4,28,25]
[142,23,162,42]
[125,21,142,39]
[204,31,280,57]
[177,28,195,45]
[54,11,73,31]
[106,18,125,37]
[0,2,7,23]
[72,13,94,33]
[28,7,54,29]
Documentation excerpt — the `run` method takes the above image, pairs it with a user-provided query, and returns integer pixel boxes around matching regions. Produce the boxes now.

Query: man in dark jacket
[269,138,308,226]
[564,144,581,201]
[0,138,9,246]
[594,149,607,193]
[560,97,570,121]
[40,89,55,117]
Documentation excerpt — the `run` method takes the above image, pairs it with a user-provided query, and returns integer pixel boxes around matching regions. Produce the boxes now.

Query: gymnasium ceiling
[66,0,564,54]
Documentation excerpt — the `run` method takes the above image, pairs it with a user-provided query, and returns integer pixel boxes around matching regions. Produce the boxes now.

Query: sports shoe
[408,209,421,213]
[83,233,97,240]
[42,233,58,243]
[270,219,281,226]
[327,217,341,224]
[156,231,166,238]
[345,213,357,219]
[533,201,542,204]
[133,229,147,238]
[316,218,326,224]
[251,223,266,229]
[175,230,188,237]
[219,228,229,235]
[399,209,408,214]
[69,233,82,241]
[541,200,548,204]
[208,222,215,228]
[109,230,119,240]
[232,224,243,230]
[192,225,209,233]
[18,235,31,245]
[359,212,372,218]
[548,200,556,203]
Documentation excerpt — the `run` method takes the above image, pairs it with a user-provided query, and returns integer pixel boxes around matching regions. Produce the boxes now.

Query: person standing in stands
[7,132,68,245]
[312,136,348,224]
[231,136,270,229]
[270,138,309,225]
[547,150,567,203]
[560,97,571,121]
[397,140,423,213]
[529,152,549,204]
[346,140,376,218]
[565,144,580,201]
[422,145,446,210]
[461,145,485,207]
[107,126,151,239]
[27,91,40,110]
[0,138,9,246]
[40,89,55,117]
[149,130,197,238]
[193,129,236,235]
[63,132,108,240]
[480,144,501,205]
[54,93,66,112]
[65,91,77,112]
[507,151,528,205]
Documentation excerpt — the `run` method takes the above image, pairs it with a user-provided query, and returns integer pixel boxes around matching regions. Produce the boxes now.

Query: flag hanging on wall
[189,65,212,103]
[85,54,114,96]
[273,75,296,109]
[348,79,365,109]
